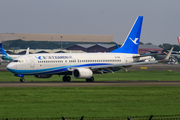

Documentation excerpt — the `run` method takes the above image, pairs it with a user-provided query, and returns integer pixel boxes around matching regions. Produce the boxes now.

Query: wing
[67,60,158,74]
[66,47,173,74]
[90,61,158,73]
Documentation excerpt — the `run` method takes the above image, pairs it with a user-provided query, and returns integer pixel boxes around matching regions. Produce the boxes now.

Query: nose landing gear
[20,77,25,82]
[14,74,25,82]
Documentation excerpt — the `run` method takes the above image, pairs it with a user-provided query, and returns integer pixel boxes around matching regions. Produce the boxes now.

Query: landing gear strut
[86,76,94,82]
[63,75,71,82]
[20,77,25,82]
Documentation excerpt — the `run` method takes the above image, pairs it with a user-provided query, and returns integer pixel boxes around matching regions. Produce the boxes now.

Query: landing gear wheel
[63,76,71,82]
[63,76,67,82]
[20,78,25,82]
[86,76,94,82]
[90,76,94,82]
[67,76,71,82]
[86,79,90,82]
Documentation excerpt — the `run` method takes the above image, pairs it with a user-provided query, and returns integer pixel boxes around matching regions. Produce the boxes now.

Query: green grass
[0,70,180,82]
[0,86,180,118]
[0,71,180,118]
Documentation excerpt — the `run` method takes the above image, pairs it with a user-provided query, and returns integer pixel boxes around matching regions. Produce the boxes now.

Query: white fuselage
[7,53,138,75]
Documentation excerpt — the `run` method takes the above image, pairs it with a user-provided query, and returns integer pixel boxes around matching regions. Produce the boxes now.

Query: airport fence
[1,114,180,120]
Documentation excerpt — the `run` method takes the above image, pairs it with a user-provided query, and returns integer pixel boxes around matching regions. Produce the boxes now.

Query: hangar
[0,33,113,43]
[138,45,163,54]
[66,44,118,53]
[12,49,85,55]
[66,44,163,54]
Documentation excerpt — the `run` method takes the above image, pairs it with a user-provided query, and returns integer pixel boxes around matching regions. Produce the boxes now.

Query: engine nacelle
[34,74,52,78]
[72,68,93,79]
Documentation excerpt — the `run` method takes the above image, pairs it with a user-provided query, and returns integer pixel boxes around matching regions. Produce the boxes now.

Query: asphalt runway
[1,81,180,87]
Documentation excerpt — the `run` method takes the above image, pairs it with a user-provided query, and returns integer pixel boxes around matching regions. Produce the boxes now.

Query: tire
[90,77,94,82]
[86,78,91,82]
[67,76,71,82]
[20,78,25,82]
[63,76,67,82]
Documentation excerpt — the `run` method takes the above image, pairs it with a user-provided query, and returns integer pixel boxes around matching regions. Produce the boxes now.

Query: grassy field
[0,70,180,82]
[0,71,180,119]
[0,86,180,118]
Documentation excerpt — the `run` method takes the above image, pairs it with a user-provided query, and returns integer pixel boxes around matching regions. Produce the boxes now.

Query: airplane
[157,47,178,64]
[0,43,29,62]
[6,16,169,82]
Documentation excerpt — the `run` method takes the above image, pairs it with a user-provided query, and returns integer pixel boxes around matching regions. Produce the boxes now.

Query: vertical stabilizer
[111,16,143,54]
[177,37,180,48]
[0,43,7,55]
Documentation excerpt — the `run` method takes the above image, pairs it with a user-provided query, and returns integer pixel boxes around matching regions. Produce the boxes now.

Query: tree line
[158,43,180,52]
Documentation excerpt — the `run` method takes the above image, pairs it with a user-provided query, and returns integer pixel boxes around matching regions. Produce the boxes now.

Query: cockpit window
[20,60,24,63]
[13,60,18,62]
[13,60,24,63]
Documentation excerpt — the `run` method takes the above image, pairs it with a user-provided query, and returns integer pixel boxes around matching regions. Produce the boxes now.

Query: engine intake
[34,74,52,78]
[72,68,93,79]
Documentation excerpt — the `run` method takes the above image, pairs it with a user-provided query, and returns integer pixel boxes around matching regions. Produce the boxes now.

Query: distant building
[66,44,163,53]
[9,49,85,54]
[87,44,119,52]
[138,45,163,54]
[66,44,94,52]
[66,44,119,52]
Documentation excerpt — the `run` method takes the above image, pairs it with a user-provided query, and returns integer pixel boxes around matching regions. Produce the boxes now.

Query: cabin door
[124,55,128,62]
[29,56,35,68]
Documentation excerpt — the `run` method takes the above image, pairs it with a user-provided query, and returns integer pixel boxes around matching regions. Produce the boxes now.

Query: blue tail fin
[111,16,143,54]
[0,43,7,55]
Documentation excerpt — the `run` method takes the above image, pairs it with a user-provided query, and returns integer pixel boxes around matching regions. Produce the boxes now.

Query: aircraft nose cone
[6,63,16,72]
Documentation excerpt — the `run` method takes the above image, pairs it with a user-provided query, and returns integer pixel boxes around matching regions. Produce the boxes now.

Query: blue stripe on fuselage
[7,63,112,75]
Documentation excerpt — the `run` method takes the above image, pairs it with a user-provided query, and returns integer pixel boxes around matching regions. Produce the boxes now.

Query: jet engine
[72,68,93,79]
[34,74,52,78]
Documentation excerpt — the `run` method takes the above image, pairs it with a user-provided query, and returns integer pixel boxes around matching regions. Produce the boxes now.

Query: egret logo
[130,37,139,45]
[35,56,42,60]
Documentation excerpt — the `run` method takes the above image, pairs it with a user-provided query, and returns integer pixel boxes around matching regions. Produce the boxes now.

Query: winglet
[159,47,173,62]
[111,16,143,54]
[26,47,30,55]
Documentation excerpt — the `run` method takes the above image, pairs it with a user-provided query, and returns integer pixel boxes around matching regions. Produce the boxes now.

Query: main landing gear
[62,76,94,82]
[20,77,25,82]
[63,75,71,82]
[86,76,94,82]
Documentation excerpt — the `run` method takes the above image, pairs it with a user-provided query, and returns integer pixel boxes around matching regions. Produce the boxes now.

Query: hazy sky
[0,0,180,45]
